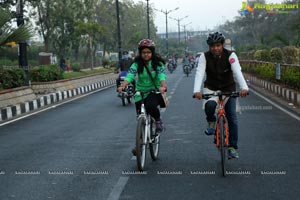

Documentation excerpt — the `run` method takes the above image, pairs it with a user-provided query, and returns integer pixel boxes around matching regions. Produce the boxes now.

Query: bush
[239,52,248,60]
[30,64,63,82]
[28,60,39,67]
[281,66,300,89]
[252,63,275,80]
[71,62,81,72]
[109,61,117,69]
[282,46,299,64]
[254,50,270,61]
[102,58,110,68]
[247,50,256,60]
[0,59,18,67]
[270,48,283,63]
[0,68,26,89]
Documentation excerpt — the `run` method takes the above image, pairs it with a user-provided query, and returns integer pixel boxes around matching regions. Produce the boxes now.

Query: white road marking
[106,176,129,200]
[251,89,300,122]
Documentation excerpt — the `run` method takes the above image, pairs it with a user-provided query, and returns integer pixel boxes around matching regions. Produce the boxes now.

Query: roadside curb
[244,73,300,106]
[0,79,115,122]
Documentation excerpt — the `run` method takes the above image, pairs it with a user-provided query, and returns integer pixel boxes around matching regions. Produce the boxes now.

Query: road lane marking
[107,176,129,200]
[131,156,136,160]
[0,85,114,127]
[251,89,300,122]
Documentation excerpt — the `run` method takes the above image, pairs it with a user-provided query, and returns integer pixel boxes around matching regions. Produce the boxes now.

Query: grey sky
[132,0,283,33]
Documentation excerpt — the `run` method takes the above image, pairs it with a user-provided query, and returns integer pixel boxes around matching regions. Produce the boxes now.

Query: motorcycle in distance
[117,71,135,106]
[167,58,176,73]
[183,64,192,77]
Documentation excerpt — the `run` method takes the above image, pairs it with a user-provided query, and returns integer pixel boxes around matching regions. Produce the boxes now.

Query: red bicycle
[194,91,247,176]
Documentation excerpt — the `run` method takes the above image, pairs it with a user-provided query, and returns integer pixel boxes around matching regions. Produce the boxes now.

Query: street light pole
[16,0,29,86]
[154,7,179,55]
[181,22,192,53]
[169,15,188,46]
[146,0,150,39]
[116,0,122,65]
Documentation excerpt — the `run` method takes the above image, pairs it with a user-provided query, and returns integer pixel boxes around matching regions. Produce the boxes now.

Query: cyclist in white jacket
[193,32,249,159]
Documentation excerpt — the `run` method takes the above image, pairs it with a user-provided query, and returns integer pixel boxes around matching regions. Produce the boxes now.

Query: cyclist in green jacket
[118,39,167,132]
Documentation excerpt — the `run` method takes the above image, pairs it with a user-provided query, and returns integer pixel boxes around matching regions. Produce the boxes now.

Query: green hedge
[282,46,299,64]
[0,59,18,67]
[30,64,63,82]
[242,62,300,89]
[254,50,270,62]
[0,68,26,89]
[241,46,300,64]
[270,48,283,63]
[71,62,81,72]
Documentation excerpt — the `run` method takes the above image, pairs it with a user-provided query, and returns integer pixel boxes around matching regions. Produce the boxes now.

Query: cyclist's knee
[205,100,217,111]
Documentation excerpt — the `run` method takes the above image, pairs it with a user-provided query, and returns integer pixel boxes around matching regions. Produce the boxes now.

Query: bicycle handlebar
[192,91,249,100]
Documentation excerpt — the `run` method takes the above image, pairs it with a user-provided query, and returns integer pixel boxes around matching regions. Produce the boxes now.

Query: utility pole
[154,7,179,55]
[169,15,188,46]
[16,0,29,86]
[146,0,150,39]
[116,0,122,65]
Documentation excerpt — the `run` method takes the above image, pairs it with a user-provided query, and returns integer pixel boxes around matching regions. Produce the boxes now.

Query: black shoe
[132,148,136,156]
[155,119,165,133]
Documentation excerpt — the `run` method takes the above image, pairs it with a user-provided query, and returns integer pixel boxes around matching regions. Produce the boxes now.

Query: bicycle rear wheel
[219,117,226,177]
[150,118,160,160]
[136,117,147,171]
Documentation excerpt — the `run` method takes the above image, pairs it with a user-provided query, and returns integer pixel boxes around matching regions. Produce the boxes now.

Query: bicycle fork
[215,106,230,147]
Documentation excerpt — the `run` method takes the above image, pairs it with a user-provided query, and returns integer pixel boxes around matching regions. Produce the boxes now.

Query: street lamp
[146,0,150,39]
[116,0,122,65]
[181,22,192,52]
[154,7,179,55]
[16,0,29,86]
[169,15,188,46]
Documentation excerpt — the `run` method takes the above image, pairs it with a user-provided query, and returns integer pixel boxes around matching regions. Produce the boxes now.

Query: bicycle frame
[135,91,160,171]
[137,91,158,145]
[215,96,230,148]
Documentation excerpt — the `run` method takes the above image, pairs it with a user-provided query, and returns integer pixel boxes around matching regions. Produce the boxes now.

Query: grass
[63,67,114,79]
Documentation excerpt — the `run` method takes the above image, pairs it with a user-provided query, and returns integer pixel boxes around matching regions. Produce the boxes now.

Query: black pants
[135,92,160,121]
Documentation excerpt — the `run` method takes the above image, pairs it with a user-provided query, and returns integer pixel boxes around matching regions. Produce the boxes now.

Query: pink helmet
[138,39,155,51]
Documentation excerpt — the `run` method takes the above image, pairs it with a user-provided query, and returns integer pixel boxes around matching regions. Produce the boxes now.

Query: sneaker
[228,147,239,159]
[155,119,165,133]
[132,148,137,156]
[205,122,215,135]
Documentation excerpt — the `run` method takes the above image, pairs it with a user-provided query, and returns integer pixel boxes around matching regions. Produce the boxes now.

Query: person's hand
[159,86,167,93]
[240,89,249,97]
[117,86,125,93]
[194,92,202,100]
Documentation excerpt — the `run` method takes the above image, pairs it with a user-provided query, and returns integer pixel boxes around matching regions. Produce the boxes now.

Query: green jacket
[125,60,166,102]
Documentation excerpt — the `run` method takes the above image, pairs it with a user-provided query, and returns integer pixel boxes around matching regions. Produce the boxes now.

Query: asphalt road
[0,65,299,200]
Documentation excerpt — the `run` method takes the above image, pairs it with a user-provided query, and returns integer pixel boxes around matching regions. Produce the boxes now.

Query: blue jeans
[205,97,238,149]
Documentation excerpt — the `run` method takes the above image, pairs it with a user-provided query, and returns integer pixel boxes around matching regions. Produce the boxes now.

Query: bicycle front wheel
[150,118,160,160]
[136,117,147,171]
[219,117,226,177]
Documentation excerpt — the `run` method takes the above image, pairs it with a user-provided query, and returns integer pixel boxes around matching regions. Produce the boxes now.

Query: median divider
[244,73,300,107]
[0,73,117,122]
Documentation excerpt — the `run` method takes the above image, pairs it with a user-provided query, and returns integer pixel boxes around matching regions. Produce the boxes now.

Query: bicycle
[135,90,161,171]
[194,91,247,177]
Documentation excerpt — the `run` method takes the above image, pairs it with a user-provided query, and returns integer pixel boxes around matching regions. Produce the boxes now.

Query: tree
[0,8,32,47]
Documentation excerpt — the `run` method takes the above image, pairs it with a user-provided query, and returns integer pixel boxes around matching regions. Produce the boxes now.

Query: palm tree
[0,7,32,46]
